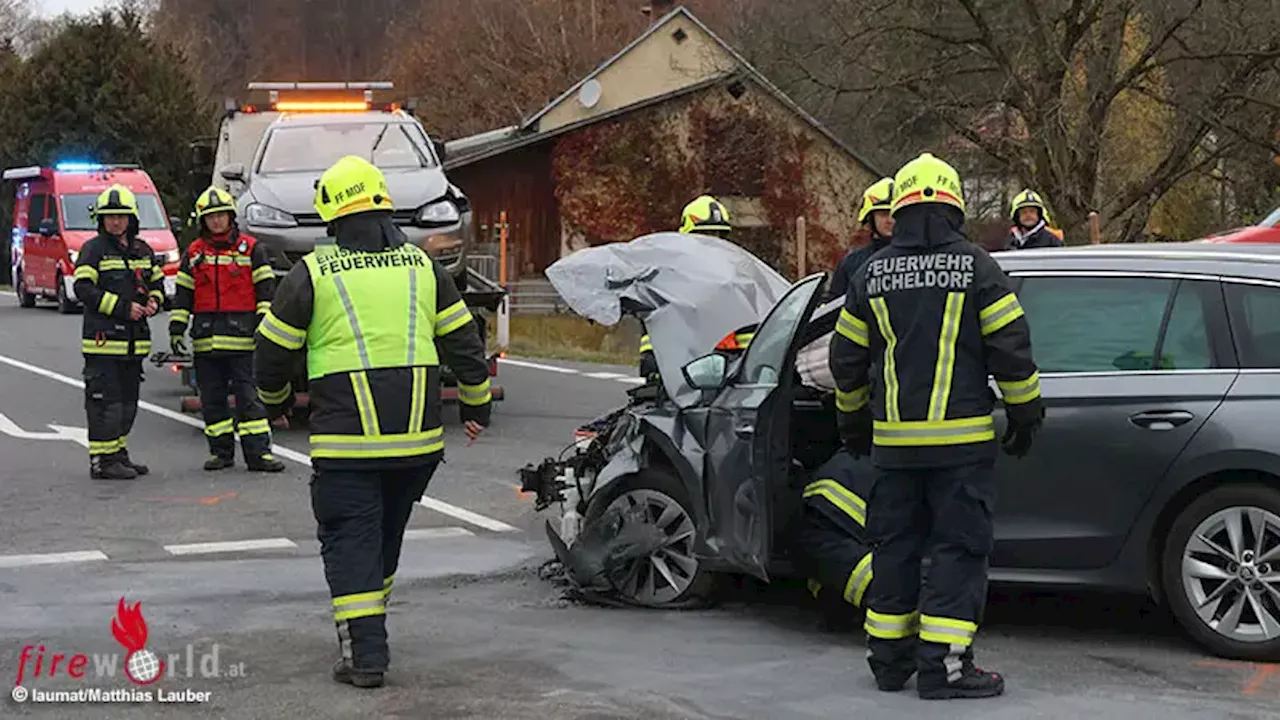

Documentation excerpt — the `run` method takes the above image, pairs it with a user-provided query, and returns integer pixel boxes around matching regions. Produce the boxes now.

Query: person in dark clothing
[254,155,492,688]
[72,184,164,480]
[1005,189,1064,250]
[830,153,1044,700]
[826,177,895,302]
[170,186,284,472]
[795,449,874,614]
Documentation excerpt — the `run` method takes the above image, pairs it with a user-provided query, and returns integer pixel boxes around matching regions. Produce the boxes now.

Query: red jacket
[169,230,276,354]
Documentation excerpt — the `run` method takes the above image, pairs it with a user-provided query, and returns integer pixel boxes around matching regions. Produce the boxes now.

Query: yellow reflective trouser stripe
[192,335,255,353]
[175,271,195,290]
[919,615,978,646]
[349,371,381,436]
[436,299,472,337]
[873,416,996,446]
[844,552,873,607]
[639,334,653,353]
[73,265,98,283]
[802,479,866,526]
[205,418,235,438]
[836,308,869,347]
[383,575,394,593]
[868,298,899,421]
[82,339,150,355]
[258,382,292,405]
[89,438,123,455]
[458,377,491,406]
[408,367,427,432]
[979,292,1024,336]
[258,310,306,350]
[252,265,275,283]
[835,384,869,412]
[997,371,1041,404]
[333,591,385,622]
[238,418,270,435]
[256,301,271,315]
[865,609,919,639]
[98,291,119,316]
[927,292,965,422]
[170,308,191,326]
[311,428,445,459]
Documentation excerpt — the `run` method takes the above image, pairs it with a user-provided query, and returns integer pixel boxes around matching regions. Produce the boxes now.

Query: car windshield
[256,122,435,174]
[61,192,168,231]
[1261,206,1280,228]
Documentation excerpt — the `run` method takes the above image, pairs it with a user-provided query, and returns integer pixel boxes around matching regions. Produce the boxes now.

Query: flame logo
[110,597,165,685]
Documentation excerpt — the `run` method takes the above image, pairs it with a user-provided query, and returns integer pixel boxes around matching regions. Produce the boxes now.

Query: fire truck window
[26,195,47,232]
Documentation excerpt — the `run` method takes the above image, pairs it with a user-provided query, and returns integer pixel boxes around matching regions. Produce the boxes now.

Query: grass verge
[486,313,640,366]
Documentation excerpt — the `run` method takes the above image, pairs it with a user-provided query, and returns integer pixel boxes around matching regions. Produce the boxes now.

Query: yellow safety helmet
[857,177,894,224]
[92,184,138,217]
[679,195,732,234]
[195,186,236,219]
[313,155,394,223]
[1010,189,1051,224]
[890,152,965,216]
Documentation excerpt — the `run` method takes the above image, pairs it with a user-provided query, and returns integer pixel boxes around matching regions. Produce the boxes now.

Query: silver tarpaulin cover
[544,232,791,407]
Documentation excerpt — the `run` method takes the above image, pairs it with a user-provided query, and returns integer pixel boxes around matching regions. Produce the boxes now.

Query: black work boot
[117,450,149,476]
[91,456,137,480]
[203,455,235,471]
[331,658,384,688]
[918,666,1005,700]
[246,454,285,473]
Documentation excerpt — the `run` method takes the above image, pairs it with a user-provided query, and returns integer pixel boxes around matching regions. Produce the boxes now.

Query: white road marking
[0,550,109,568]
[499,357,581,374]
[583,371,625,379]
[417,496,519,533]
[402,527,475,540]
[616,377,646,385]
[164,538,298,555]
[0,352,520,534]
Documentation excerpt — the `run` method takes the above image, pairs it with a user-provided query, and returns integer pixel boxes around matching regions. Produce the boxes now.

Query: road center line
[0,351,518,534]
[403,527,475,540]
[164,538,298,555]
[0,550,109,568]
[499,357,581,374]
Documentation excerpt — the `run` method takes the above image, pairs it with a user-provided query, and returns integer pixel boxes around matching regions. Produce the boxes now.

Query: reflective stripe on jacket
[73,233,163,357]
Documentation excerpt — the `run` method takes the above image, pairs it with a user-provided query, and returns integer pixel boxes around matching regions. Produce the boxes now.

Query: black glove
[459,400,492,428]
[1001,398,1045,459]
[265,390,296,420]
[837,408,873,458]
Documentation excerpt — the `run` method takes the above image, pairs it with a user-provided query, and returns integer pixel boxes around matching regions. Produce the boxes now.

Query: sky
[36,0,108,16]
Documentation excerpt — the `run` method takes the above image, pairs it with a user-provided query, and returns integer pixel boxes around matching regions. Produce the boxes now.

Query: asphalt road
[1,293,1276,718]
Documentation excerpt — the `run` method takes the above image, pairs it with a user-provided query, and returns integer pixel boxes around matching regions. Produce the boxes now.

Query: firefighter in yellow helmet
[170,186,284,472]
[253,155,492,688]
[826,177,895,301]
[830,152,1043,699]
[1006,189,1064,249]
[72,184,164,480]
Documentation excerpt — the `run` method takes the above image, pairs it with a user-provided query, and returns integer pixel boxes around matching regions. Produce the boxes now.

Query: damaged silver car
[520,232,842,608]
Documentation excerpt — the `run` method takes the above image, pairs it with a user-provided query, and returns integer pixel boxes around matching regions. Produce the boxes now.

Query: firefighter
[253,155,492,688]
[1006,189,1064,249]
[72,184,164,480]
[639,195,744,380]
[829,153,1044,700]
[795,449,874,620]
[170,186,285,472]
[826,177,895,302]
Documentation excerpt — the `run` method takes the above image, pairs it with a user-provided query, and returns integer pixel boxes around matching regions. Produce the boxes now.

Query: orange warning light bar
[273,100,371,112]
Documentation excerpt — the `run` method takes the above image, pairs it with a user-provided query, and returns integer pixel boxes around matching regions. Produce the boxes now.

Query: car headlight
[417,200,459,225]
[161,248,180,264]
[245,203,298,228]
[67,250,78,263]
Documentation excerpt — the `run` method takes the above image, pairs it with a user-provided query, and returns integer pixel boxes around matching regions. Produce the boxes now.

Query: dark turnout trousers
[84,356,143,460]
[195,353,273,460]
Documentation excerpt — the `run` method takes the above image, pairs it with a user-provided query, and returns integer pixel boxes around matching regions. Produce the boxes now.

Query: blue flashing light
[55,162,106,173]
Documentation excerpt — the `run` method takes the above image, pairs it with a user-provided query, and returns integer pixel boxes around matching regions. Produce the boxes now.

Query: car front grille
[294,210,419,227]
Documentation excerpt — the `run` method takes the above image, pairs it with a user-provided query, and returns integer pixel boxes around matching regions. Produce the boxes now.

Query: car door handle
[1129,410,1194,430]
[734,424,755,438]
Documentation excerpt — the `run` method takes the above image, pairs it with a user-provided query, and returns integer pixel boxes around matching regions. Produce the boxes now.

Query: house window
[672,28,688,43]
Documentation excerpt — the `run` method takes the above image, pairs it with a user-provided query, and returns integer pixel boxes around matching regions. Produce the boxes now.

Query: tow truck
[155,81,506,415]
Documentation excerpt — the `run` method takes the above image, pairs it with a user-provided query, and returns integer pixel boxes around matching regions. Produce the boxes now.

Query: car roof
[992,242,1280,283]
[268,111,414,128]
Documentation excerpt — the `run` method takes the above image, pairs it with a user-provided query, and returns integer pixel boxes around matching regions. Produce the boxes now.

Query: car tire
[583,468,717,608]
[15,271,36,308]
[1161,483,1280,661]
[55,272,77,314]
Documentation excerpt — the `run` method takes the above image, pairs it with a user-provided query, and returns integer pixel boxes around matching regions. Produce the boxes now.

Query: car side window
[1156,281,1214,370]
[1015,276,1174,373]
[26,195,47,232]
[1224,282,1280,368]
[739,275,822,385]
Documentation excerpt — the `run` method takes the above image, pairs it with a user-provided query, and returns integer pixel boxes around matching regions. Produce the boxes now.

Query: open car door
[701,274,827,581]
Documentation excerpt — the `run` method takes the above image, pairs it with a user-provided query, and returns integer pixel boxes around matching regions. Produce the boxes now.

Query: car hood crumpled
[544,232,792,407]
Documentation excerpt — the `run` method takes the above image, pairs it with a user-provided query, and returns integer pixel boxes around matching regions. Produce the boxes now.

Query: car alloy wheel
[1180,505,1280,643]
[603,487,699,606]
